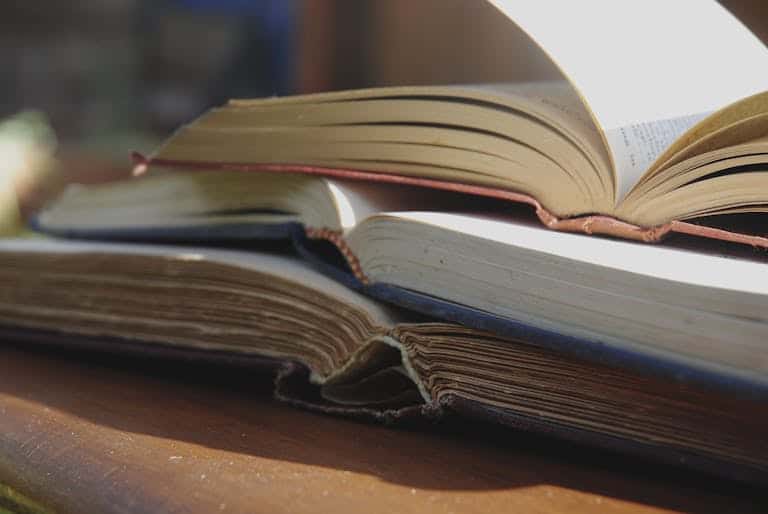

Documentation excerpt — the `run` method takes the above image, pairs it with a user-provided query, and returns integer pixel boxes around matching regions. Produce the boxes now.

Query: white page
[488,0,768,198]
[389,211,768,297]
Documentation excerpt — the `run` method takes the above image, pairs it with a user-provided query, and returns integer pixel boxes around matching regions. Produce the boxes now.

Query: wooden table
[0,343,764,514]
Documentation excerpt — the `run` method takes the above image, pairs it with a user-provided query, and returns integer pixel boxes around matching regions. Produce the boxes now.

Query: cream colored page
[474,82,612,175]
[488,0,768,200]
[0,238,403,327]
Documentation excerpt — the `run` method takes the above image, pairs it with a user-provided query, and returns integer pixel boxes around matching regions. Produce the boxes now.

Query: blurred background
[1,0,767,230]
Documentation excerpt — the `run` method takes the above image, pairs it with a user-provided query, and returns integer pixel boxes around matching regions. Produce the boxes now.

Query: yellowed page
[488,0,768,201]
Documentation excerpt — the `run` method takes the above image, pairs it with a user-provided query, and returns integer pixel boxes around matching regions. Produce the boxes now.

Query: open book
[35,170,768,386]
[1,238,766,483]
[122,0,768,247]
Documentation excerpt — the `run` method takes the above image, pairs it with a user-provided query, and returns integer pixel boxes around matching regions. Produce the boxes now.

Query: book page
[0,238,405,328]
[381,211,768,296]
[475,81,613,181]
[604,113,709,198]
[488,0,768,200]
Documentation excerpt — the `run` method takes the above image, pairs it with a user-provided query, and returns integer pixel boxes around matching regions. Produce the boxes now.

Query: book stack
[5,0,768,483]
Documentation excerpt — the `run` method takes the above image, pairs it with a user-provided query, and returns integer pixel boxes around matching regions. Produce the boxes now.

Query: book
[114,0,768,248]
[35,170,768,390]
[1,237,766,483]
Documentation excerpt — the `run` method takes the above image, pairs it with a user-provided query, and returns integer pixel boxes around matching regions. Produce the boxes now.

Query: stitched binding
[305,227,370,285]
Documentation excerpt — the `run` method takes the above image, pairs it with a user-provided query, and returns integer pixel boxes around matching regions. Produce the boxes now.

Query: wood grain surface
[0,343,764,514]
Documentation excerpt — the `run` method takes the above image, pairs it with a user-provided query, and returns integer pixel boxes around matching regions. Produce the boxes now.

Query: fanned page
[147,82,615,216]
[489,0,768,199]
[0,238,401,327]
[0,238,413,388]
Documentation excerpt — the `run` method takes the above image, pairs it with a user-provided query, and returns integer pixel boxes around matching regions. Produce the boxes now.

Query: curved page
[488,0,768,199]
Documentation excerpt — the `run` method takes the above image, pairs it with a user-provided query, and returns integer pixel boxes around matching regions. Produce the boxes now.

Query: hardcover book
[115,0,768,247]
[0,238,766,484]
